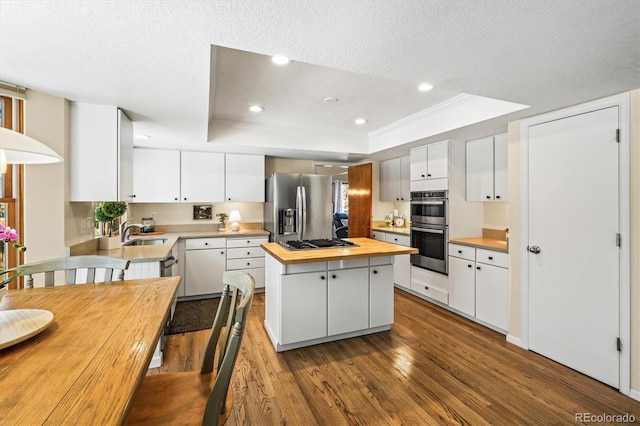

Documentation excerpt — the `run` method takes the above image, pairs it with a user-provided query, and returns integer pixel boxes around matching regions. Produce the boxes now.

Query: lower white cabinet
[266,255,395,351]
[280,270,327,345]
[184,238,226,296]
[371,231,411,290]
[328,267,369,336]
[370,262,394,328]
[448,244,509,331]
[226,237,267,290]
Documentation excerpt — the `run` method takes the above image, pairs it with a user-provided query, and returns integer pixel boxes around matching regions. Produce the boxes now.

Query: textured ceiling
[0,0,638,162]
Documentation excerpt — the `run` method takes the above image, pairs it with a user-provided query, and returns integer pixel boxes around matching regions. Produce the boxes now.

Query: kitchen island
[261,238,417,352]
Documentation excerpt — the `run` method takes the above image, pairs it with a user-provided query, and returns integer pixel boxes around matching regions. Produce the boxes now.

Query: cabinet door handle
[183,197,187,201]
[477,266,481,270]
[220,251,224,255]
[174,197,179,201]
[467,264,472,268]
[332,274,337,279]
[427,173,432,177]
[424,286,429,290]
[204,242,208,246]
[488,256,493,260]
[421,174,426,178]
[458,250,462,254]
[486,195,491,199]
[373,270,378,274]
[320,275,325,280]
[496,195,501,199]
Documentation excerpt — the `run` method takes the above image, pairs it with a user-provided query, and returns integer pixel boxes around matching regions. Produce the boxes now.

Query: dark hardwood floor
[154,289,640,425]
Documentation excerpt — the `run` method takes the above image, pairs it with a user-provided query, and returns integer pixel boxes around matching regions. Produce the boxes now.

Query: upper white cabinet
[225,154,265,202]
[180,151,225,203]
[410,141,448,191]
[70,103,133,201]
[379,155,410,202]
[133,149,181,202]
[132,151,264,203]
[466,133,508,202]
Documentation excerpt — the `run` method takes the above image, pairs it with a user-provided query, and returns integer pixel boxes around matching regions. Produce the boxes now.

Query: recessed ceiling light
[418,82,434,92]
[135,134,151,139]
[248,105,265,113]
[354,118,368,125]
[271,55,291,65]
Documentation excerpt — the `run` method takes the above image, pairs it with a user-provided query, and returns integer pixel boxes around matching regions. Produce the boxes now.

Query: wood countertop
[372,226,410,236]
[68,229,270,262]
[448,237,508,253]
[261,237,417,265]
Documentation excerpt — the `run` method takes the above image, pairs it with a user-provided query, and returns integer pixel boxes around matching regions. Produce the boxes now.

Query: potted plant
[95,201,127,249]
[215,212,228,231]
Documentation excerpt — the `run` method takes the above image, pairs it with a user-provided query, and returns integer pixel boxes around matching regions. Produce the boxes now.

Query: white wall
[23,90,67,263]
[128,202,263,227]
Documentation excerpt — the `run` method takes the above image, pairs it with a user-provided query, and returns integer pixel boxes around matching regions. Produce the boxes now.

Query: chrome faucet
[120,219,144,243]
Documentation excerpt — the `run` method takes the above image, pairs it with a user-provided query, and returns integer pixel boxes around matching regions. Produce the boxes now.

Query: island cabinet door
[327,267,369,336]
[370,264,394,328]
[280,272,327,345]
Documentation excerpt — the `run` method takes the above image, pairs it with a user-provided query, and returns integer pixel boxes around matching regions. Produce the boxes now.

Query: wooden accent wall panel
[347,163,372,238]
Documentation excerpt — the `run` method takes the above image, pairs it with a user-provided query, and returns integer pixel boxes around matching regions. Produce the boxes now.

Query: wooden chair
[127,271,256,426]
[0,255,130,288]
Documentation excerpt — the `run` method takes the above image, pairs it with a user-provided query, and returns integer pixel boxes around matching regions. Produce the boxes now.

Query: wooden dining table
[0,276,180,425]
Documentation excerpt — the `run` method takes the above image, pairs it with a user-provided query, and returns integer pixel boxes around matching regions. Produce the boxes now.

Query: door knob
[528,245,541,254]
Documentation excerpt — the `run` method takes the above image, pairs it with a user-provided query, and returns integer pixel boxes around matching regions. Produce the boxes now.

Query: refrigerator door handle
[301,186,307,240]
[296,186,304,239]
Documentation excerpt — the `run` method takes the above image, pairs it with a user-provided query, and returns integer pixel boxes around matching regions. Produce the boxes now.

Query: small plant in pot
[95,201,127,237]
[215,212,228,231]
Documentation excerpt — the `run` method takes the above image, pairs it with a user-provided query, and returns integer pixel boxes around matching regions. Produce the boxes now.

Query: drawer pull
[488,256,493,260]
[477,266,481,270]
[467,264,472,268]
[320,275,325,280]
[458,250,462,254]
[373,270,378,274]
[247,262,251,266]
[424,286,429,290]
[332,274,337,279]
[247,251,251,255]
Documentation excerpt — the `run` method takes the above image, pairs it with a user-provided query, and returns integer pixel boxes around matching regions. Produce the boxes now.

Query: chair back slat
[67,269,78,285]
[44,271,55,287]
[86,267,96,283]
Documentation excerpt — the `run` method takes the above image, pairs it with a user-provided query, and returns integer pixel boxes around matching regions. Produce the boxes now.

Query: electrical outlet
[150,212,157,220]
[86,217,94,233]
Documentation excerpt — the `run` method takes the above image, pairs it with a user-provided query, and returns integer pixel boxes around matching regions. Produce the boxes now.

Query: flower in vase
[0,224,27,288]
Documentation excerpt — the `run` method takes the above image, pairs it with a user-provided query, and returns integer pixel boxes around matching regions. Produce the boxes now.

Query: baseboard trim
[506,334,525,349]
[630,388,640,402]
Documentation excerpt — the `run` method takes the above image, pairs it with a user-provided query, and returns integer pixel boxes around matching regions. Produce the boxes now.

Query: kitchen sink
[122,237,168,246]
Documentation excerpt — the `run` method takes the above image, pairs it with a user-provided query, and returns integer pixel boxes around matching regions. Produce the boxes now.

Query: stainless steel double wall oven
[410,190,448,274]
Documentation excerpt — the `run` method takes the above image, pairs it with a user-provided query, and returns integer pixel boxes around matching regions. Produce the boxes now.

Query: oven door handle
[411,200,445,205]
[411,227,445,234]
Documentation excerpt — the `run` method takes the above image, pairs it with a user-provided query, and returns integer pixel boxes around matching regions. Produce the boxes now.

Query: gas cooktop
[278,239,358,251]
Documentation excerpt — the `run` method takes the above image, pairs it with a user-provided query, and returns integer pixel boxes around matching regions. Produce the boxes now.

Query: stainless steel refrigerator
[264,173,333,242]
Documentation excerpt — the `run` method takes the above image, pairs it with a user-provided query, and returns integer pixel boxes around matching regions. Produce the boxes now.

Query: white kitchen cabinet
[328,266,369,336]
[448,243,509,331]
[180,151,225,203]
[466,133,508,202]
[410,141,449,190]
[448,256,476,316]
[372,231,411,290]
[226,237,268,290]
[379,155,410,202]
[280,270,328,345]
[370,261,394,328]
[69,103,133,201]
[184,238,226,296]
[133,148,181,202]
[225,154,265,202]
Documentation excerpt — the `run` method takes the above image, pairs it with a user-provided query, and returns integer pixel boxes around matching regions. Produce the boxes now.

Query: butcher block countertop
[448,237,508,253]
[261,237,417,265]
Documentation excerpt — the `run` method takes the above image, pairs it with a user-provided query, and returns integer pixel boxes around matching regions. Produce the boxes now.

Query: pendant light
[0,127,63,173]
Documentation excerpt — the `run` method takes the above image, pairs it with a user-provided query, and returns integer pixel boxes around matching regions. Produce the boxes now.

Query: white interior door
[527,106,620,388]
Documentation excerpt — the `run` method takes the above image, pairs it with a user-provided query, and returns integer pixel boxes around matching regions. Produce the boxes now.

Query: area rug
[165,298,220,335]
